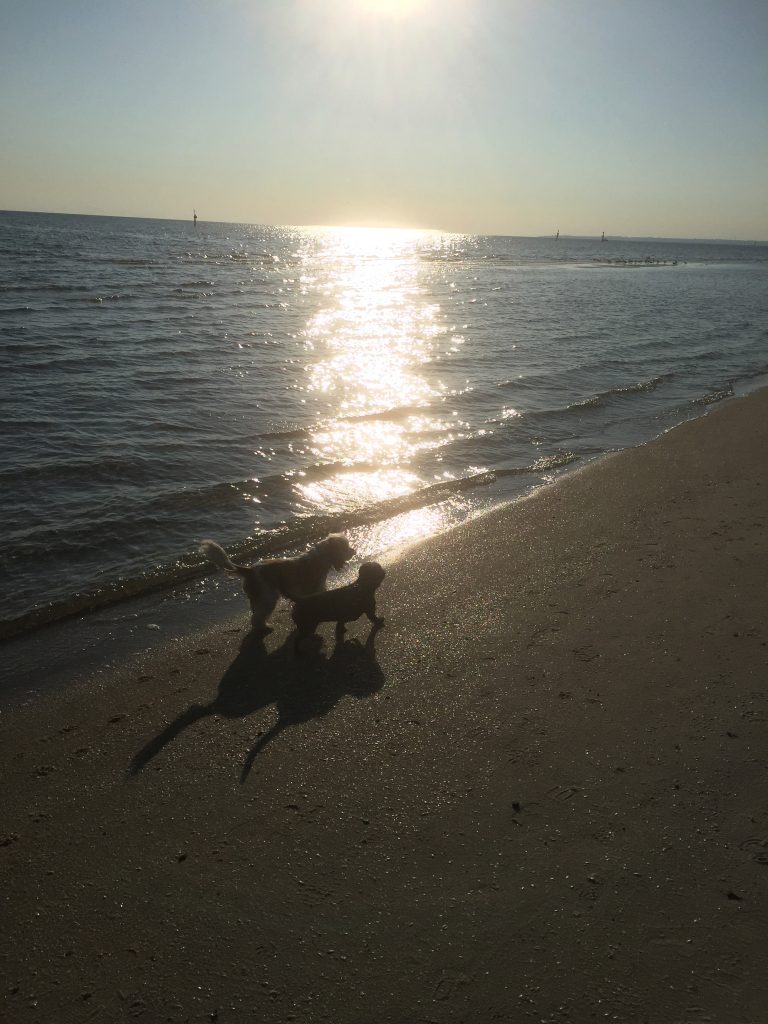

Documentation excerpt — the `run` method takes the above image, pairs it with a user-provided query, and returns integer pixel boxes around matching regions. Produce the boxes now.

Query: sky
[1,0,766,238]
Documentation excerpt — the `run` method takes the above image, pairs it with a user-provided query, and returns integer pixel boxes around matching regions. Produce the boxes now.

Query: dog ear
[328,534,355,563]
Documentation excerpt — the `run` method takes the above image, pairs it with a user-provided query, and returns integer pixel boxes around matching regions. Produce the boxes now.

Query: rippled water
[1,211,766,639]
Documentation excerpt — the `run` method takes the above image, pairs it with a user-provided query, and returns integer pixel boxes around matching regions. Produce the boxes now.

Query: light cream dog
[199,534,355,634]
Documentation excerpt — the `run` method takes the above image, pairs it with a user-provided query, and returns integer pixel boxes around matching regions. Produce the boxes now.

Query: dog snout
[335,548,355,569]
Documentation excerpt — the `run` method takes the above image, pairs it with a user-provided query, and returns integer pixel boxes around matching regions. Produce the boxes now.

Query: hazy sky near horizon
[1,0,766,238]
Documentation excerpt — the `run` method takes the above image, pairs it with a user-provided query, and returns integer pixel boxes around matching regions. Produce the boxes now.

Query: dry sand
[2,390,767,1024]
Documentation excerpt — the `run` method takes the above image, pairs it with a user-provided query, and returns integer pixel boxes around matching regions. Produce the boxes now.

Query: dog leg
[365,599,384,627]
[294,627,320,655]
[248,578,280,635]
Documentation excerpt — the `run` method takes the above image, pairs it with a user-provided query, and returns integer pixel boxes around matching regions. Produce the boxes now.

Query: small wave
[133,478,257,518]
[0,561,207,643]
[257,427,310,441]
[569,395,604,410]
[339,404,431,424]
[567,375,665,410]
[615,376,665,395]
[0,456,160,488]
[679,349,723,364]
[741,364,768,381]
[0,282,92,294]
[280,460,388,484]
[493,452,579,476]
[497,373,560,392]
[0,339,68,355]
[532,452,580,472]
[256,408,435,443]
[694,383,734,406]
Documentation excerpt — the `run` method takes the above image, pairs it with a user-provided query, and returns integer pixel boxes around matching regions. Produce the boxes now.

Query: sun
[355,0,429,18]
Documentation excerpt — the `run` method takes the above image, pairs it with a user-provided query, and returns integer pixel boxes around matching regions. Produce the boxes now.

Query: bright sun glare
[355,0,429,17]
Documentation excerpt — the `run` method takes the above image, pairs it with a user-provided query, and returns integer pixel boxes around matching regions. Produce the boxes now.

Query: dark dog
[292,562,386,651]
[200,534,355,634]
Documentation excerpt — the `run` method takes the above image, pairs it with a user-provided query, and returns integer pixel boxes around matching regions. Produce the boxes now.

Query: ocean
[1,211,767,680]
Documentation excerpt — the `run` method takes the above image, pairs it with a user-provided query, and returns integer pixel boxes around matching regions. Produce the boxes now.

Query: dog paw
[295,634,322,655]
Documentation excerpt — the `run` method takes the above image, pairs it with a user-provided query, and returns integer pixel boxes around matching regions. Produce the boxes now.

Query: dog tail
[199,539,241,574]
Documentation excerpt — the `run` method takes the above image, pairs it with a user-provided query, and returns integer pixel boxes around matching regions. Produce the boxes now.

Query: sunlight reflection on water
[293,226,467,549]
[304,227,443,417]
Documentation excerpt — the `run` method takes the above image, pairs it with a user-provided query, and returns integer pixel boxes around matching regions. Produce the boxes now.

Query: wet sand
[2,390,767,1024]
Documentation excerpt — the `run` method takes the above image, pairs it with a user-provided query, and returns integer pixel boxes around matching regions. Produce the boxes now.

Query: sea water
[1,211,766,663]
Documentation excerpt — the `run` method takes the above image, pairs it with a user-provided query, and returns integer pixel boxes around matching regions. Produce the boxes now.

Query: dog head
[323,533,356,571]
[357,561,386,590]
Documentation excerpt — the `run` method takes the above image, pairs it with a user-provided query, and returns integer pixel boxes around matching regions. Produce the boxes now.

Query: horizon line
[1,207,766,246]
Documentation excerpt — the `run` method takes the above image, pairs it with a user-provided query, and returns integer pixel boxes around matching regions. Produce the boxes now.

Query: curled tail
[199,539,242,574]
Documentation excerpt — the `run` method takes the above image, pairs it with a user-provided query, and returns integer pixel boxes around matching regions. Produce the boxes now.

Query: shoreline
[5,375,767,703]
[2,388,767,1022]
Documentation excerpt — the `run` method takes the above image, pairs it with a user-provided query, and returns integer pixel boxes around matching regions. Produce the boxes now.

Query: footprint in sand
[573,646,600,662]
[433,972,470,1001]
[546,785,580,801]
[739,836,768,865]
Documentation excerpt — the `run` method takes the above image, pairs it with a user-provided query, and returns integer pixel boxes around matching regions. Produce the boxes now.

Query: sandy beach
[2,389,767,1024]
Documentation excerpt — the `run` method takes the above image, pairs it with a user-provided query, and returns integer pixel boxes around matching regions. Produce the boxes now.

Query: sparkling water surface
[1,211,767,640]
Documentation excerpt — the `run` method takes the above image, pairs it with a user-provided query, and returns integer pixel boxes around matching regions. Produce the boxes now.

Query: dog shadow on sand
[128,624,385,783]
